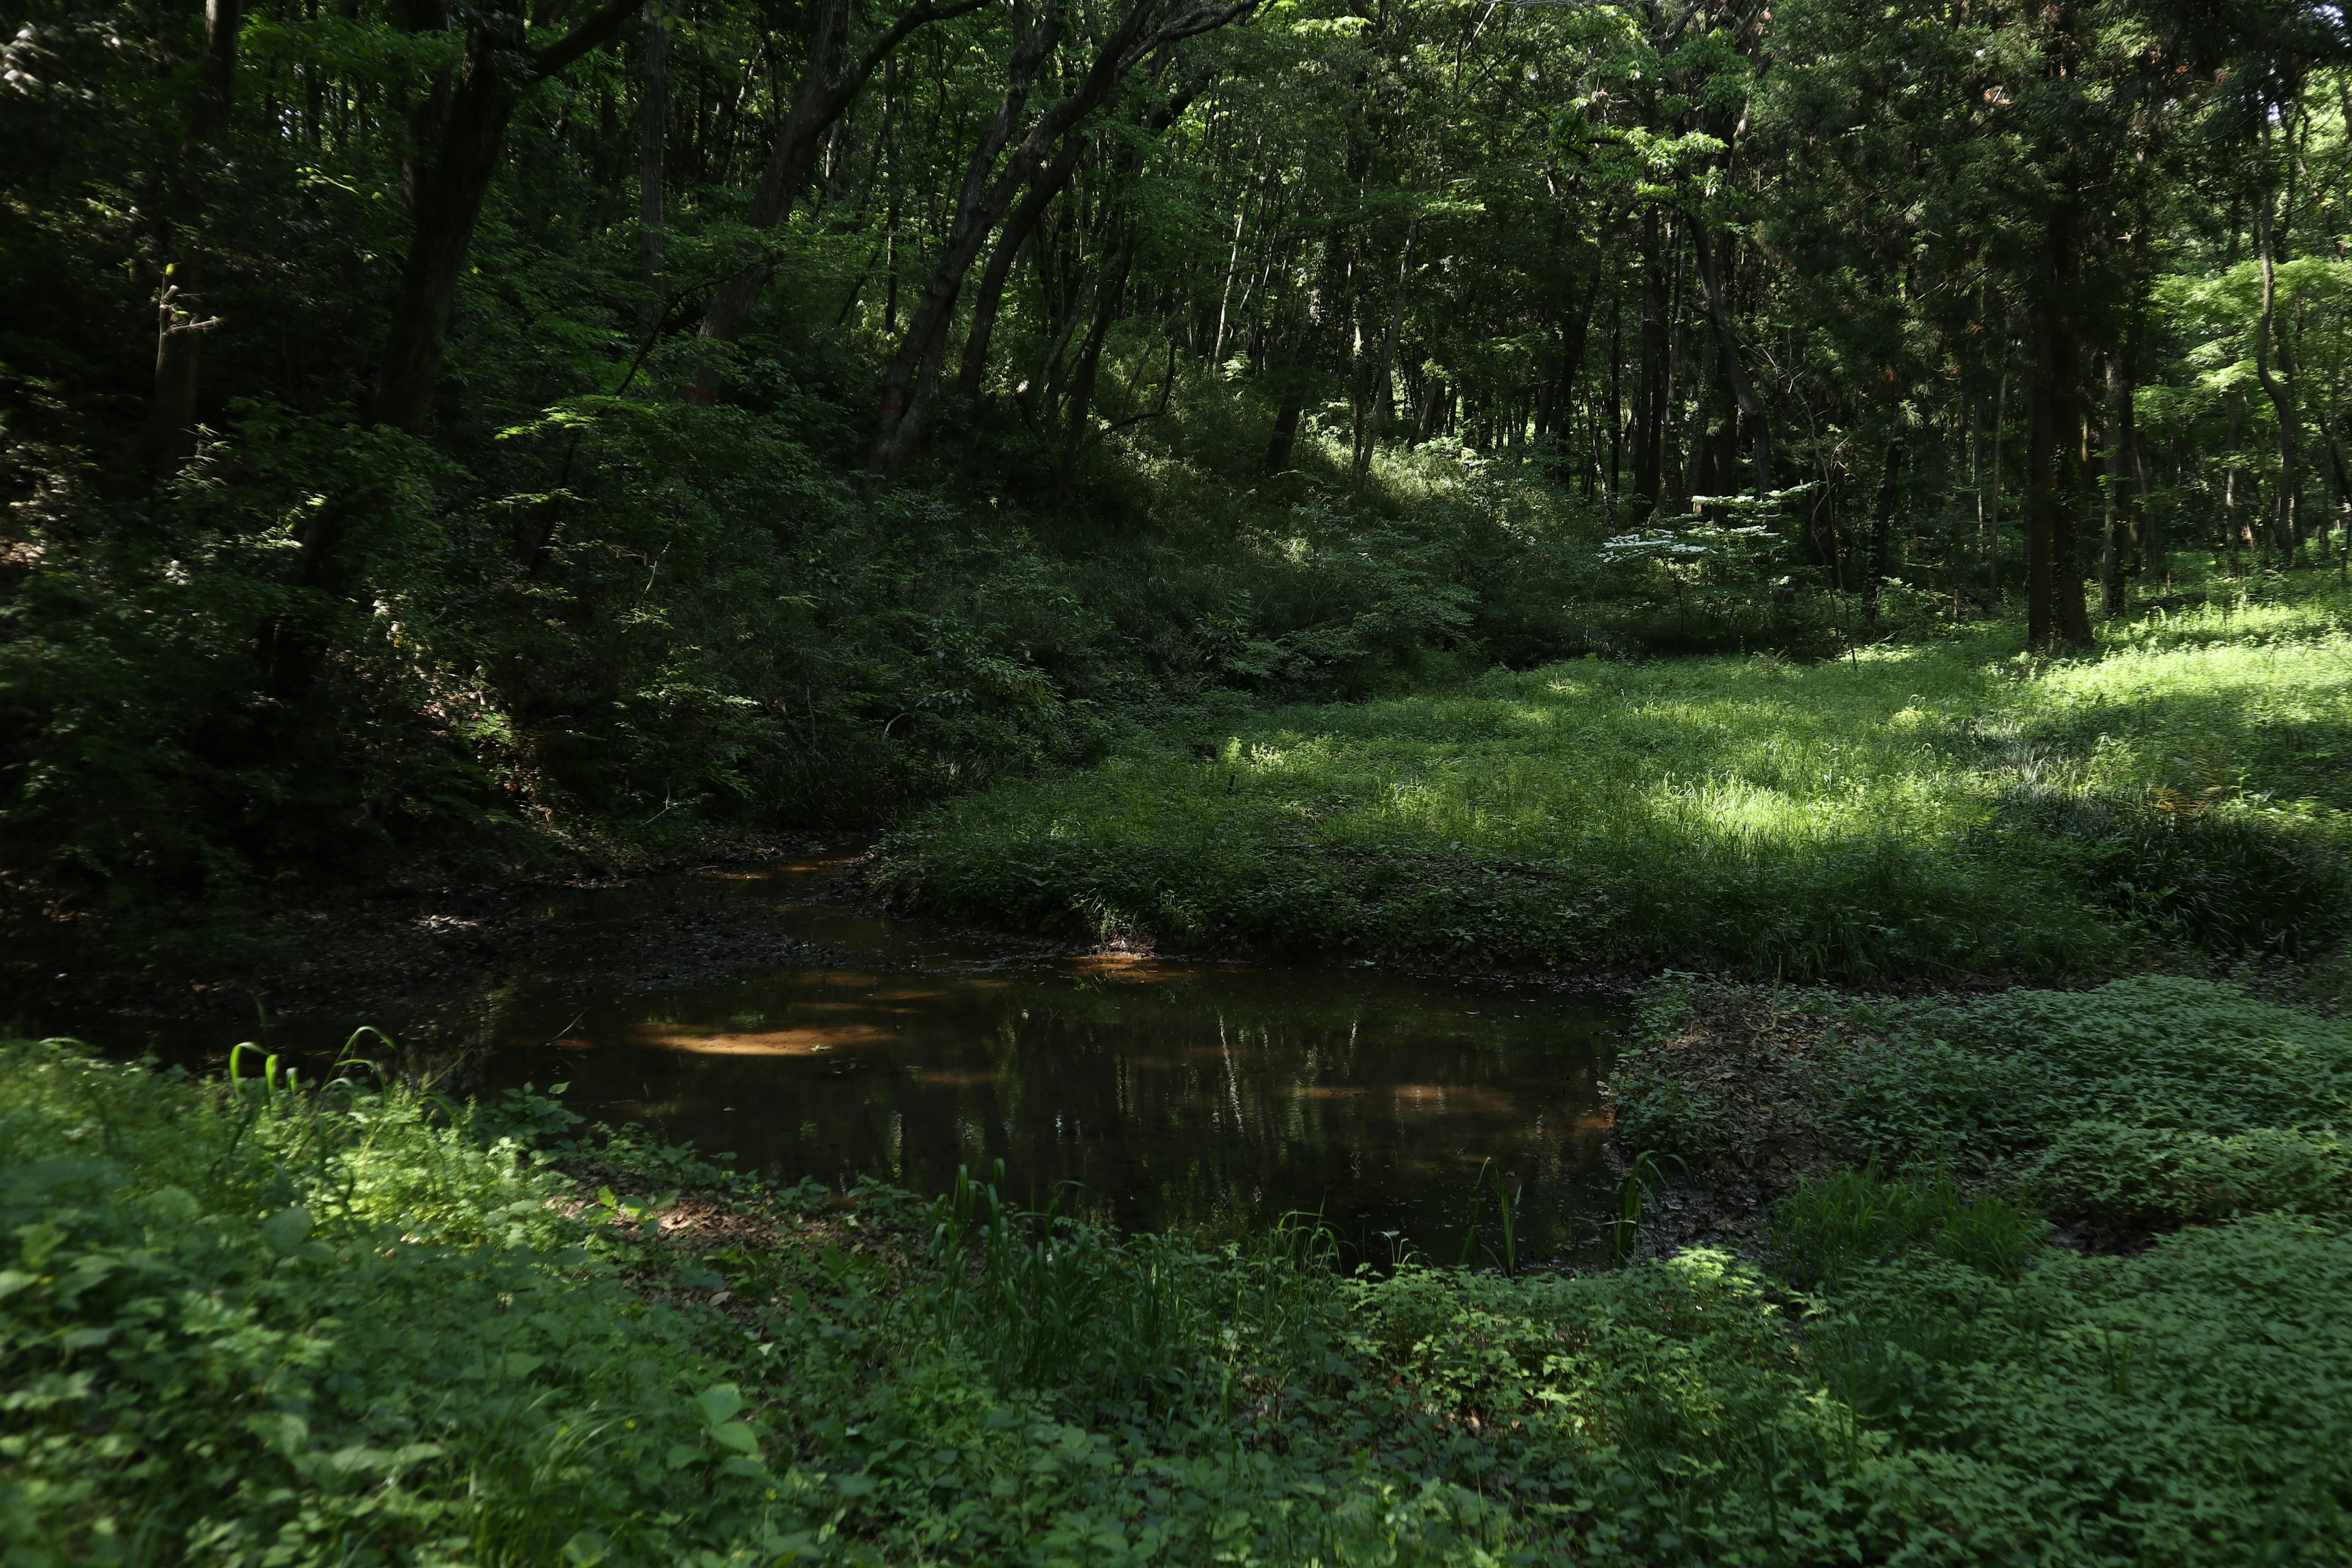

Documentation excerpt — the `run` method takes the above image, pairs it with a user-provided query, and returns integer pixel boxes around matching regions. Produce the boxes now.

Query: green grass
[9,1036,2352,1564]
[879,590,2352,979]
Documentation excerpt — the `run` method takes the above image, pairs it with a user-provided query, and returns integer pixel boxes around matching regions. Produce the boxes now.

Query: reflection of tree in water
[438,913,1624,1266]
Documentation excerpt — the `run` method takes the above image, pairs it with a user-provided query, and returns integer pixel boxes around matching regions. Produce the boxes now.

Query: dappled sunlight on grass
[886,625,2352,978]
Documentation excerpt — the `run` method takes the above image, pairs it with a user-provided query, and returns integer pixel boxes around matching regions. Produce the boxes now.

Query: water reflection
[117,856,1630,1266]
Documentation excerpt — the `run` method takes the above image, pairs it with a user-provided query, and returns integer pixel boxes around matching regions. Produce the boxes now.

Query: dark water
[105,854,1629,1266]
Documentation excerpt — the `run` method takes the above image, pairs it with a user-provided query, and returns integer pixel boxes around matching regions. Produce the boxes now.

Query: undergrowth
[7,1034,2352,1564]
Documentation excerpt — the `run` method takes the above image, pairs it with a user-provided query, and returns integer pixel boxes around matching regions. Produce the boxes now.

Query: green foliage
[1820,976,2352,1223]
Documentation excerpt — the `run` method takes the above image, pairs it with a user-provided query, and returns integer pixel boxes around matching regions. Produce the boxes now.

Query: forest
[8,0,2352,1559]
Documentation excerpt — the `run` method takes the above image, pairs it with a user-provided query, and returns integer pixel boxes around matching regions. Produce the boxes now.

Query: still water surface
[132,854,1629,1265]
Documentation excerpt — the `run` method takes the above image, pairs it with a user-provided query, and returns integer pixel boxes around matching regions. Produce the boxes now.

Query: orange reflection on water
[628,1022,897,1056]
[1388,1085,1527,1118]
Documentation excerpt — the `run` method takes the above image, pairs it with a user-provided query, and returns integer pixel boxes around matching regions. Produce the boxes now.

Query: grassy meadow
[880,586,2352,981]
[8,1019,2351,1566]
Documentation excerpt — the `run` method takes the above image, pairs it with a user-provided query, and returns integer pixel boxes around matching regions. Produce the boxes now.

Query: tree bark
[1058,242,1134,480]
[956,72,1201,413]
[1351,217,1414,492]
[1630,209,1667,511]
[2026,315,2094,650]
[954,135,1087,407]
[368,0,652,433]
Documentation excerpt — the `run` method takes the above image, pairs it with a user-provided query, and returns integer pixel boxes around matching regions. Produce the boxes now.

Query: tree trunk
[867,0,1251,475]
[687,0,987,392]
[1987,364,2006,596]
[2255,189,2301,559]
[2026,230,2094,650]
[1058,242,1134,480]
[1351,218,1414,492]
[1630,210,1667,511]
[954,135,1087,407]
[1265,375,1305,472]
[2100,352,2135,614]
[1864,437,1900,625]
[636,0,668,336]
[368,0,649,433]
[866,4,1063,472]
[1689,219,1773,496]
[142,0,243,477]
[367,29,526,432]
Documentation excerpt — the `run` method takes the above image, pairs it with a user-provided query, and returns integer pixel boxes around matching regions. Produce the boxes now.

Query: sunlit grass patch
[884,627,2352,978]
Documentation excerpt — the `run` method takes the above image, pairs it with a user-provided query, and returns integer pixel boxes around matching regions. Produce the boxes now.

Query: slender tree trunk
[636,0,668,335]
[2100,352,2134,614]
[867,5,1063,472]
[1988,364,2007,595]
[690,0,986,390]
[869,0,1252,475]
[1689,219,1773,495]
[1631,209,1667,510]
[2255,187,2301,559]
[1864,436,1900,625]
[143,0,244,476]
[1058,242,1134,480]
[1351,218,1414,491]
[1265,376,1304,472]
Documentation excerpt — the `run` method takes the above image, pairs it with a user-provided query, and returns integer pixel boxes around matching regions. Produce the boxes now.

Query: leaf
[695,1382,746,1425]
[709,1420,761,1457]
[259,1207,314,1255]
[562,1530,611,1567]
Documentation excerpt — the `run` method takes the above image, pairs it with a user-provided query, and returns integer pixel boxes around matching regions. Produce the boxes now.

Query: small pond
[95,852,1630,1267]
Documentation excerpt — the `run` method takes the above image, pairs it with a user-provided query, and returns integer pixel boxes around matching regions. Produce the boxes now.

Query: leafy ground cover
[1616,974,2352,1240]
[8,1029,2352,1565]
[878,582,2352,981]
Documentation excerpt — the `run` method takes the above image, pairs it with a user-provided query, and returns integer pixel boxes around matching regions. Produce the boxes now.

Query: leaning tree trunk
[956,74,1201,413]
[866,4,1063,471]
[867,0,1253,475]
[954,136,1087,407]
[690,0,990,394]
